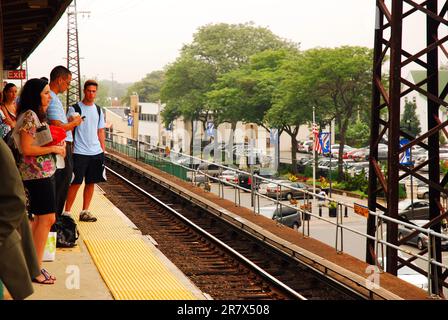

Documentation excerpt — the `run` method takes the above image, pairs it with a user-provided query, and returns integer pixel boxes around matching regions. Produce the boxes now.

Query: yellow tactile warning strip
[71,186,197,300]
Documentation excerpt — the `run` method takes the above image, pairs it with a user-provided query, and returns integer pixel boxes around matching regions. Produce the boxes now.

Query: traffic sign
[354,203,369,218]
[3,70,26,80]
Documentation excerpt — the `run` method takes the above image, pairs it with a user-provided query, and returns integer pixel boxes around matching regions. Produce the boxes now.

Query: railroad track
[101,161,364,300]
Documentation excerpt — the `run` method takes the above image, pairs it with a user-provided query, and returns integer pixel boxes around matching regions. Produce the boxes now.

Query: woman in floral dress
[12,79,66,285]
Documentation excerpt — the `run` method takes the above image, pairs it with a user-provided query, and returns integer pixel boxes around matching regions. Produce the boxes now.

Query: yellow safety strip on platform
[72,187,196,300]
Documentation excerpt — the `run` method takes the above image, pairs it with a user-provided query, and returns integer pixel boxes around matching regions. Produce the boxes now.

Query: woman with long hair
[12,78,65,285]
[0,83,18,139]
[1,83,18,127]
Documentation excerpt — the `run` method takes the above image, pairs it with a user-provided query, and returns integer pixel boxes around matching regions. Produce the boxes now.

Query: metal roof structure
[1,0,72,71]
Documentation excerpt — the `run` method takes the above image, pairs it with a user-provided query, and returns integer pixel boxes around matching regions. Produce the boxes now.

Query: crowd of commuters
[0,66,107,299]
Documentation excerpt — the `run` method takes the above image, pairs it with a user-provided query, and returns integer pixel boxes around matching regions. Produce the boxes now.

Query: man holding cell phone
[64,80,106,222]
[47,66,83,218]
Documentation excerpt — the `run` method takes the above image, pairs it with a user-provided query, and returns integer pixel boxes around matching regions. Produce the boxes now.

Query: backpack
[52,214,79,248]
[70,102,103,140]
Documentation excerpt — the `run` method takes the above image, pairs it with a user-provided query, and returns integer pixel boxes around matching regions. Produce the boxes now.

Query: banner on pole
[399,138,413,166]
[320,132,331,154]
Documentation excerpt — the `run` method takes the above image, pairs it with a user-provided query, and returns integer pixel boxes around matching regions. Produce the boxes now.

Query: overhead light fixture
[28,0,48,9]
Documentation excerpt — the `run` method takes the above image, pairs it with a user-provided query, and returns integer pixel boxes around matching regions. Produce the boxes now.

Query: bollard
[344,206,348,218]
[319,205,322,217]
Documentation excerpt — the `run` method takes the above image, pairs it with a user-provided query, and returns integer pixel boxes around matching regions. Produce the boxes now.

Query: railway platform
[105,150,431,300]
[27,182,206,300]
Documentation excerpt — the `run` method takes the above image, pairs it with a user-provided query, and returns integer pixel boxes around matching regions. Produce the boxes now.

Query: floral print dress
[15,110,56,181]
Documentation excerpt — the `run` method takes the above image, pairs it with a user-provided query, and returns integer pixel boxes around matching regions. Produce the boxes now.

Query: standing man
[47,66,82,217]
[64,80,106,222]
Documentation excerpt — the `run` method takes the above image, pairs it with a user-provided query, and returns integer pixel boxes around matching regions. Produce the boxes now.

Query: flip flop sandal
[33,272,55,285]
[41,268,56,281]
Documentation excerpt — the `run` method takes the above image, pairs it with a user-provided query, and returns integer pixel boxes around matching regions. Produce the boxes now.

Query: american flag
[312,123,322,154]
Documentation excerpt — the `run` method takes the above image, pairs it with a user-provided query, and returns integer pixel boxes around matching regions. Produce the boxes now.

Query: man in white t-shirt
[64,80,106,222]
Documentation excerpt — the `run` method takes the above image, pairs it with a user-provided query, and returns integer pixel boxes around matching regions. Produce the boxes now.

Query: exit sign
[4,70,26,80]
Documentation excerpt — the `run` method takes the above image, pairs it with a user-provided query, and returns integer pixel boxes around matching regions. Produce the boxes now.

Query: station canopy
[2,0,72,70]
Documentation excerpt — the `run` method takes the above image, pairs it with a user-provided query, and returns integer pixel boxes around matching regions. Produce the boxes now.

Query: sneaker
[61,211,72,218]
[79,210,97,222]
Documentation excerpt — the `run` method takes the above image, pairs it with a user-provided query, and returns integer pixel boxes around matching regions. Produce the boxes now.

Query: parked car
[197,163,222,177]
[238,168,278,190]
[298,140,313,153]
[258,205,302,230]
[327,144,353,158]
[350,146,370,161]
[398,199,429,220]
[218,170,239,184]
[296,158,313,174]
[266,181,319,200]
[398,219,448,250]
[258,179,288,195]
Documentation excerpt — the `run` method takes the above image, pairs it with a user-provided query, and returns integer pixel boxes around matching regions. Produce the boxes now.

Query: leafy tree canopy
[122,70,165,105]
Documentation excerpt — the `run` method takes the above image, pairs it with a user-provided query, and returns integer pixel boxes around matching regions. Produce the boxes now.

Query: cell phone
[81,116,86,120]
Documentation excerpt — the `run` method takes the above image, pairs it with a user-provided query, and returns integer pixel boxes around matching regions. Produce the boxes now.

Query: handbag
[34,124,53,146]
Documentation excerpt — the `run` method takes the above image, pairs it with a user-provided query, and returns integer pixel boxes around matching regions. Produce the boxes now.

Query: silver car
[258,205,302,230]
[398,199,429,220]
[398,219,448,250]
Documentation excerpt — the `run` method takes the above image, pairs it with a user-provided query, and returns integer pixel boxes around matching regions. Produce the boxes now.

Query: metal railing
[105,133,448,297]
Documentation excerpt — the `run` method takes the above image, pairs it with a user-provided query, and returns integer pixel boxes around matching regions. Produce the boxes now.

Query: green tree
[400,99,421,137]
[283,47,373,178]
[122,70,165,104]
[161,23,297,154]
[346,119,370,148]
[207,49,296,147]
[160,55,216,153]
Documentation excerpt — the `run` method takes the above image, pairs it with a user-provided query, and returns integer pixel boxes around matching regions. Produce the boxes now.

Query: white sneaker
[61,211,72,218]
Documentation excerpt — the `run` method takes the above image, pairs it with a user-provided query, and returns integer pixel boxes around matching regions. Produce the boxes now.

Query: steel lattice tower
[368,0,448,297]
[66,0,81,107]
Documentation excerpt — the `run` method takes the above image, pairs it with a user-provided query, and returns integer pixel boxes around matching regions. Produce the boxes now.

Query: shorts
[72,153,107,185]
[23,176,57,215]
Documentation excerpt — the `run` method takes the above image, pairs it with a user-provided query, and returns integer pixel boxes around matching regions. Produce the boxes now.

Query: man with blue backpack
[64,80,106,222]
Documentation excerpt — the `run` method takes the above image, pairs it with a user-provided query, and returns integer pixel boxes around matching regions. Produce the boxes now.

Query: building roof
[2,0,72,70]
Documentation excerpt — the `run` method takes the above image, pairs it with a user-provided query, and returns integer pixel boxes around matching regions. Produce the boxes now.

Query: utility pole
[66,0,90,107]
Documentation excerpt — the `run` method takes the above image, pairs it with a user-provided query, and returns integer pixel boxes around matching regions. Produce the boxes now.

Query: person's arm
[0,139,26,246]
[20,130,65,157]
[98,128,106,152]
[1,105,16,128]
[49,117,82,132]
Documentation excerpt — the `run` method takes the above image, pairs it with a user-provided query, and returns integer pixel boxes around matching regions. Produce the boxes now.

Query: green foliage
[304,165,313,178]
[208,49,296,126]
[441,160,448,175]
[328,201,337,209]
[161,22,296,129]
[80,76,131,107]
[346,120,370,148]
[401,100,421,137]
[343,169,369,193]
[440,132,447,145]
[399,184,407,199]
[123,70,165,104]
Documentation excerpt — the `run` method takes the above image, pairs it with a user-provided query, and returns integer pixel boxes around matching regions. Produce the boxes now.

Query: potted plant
[328,201,337,217]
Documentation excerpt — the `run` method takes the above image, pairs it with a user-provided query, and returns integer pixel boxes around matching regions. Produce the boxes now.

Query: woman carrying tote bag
[12,78,66,285]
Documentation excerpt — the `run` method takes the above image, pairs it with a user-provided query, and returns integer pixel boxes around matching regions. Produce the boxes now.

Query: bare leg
[82,184,95,211]
[65,184,82,212]
[32,214,56,283]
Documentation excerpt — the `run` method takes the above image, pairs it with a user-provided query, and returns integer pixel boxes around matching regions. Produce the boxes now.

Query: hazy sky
[27,0,378,83]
